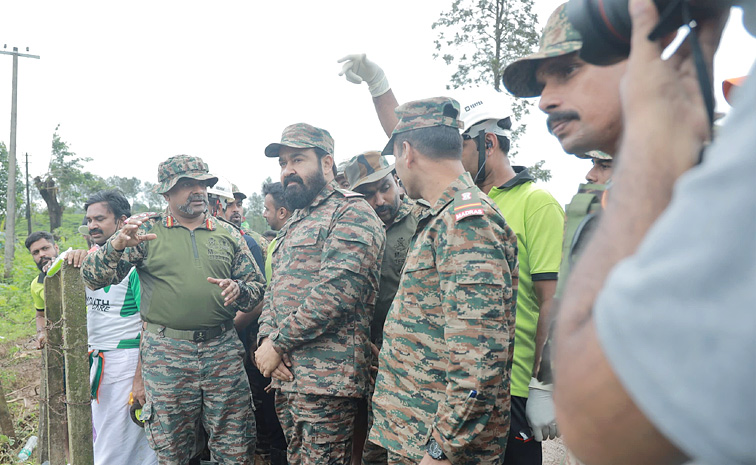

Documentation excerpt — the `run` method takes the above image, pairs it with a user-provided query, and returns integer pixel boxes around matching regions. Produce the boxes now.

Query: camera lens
[566,0,635,65]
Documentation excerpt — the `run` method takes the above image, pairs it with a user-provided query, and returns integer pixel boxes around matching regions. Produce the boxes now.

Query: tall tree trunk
[34,176,63,232]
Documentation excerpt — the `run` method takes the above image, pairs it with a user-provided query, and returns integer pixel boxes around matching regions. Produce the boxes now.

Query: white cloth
[91,348,157,465]
[594,61,756,465]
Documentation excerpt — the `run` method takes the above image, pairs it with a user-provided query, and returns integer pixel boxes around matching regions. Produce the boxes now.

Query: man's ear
[403,141,417,168]
[485,133,497,156]
[162,193,170,202]
[117,215,128,229]
[321,153,334,176]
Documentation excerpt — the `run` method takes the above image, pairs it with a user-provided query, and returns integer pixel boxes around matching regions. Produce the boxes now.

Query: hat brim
[154,173,218,194]
[574,150,612,160]
[350,164,396,191]
[265,142,321,158]
[381,136,396,156]
[502,44,583,98]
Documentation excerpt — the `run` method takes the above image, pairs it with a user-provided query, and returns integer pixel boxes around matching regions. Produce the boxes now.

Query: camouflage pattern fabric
[152,154,219,194]
[574,150,613,160]
[501,3,583,98]
[81,211,266,329]
[382,97,464,155]
[265,123,335,158]
[344,151,395,191]
[257,179,385,398]
[386,450,415,465]
[140,328,255,464]
[370,172,519,465]
[275,391,357,465]
[537,182,607,386]
[372,196,426,346]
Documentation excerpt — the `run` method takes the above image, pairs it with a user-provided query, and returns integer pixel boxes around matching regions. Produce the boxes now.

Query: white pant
[90,348,157,465]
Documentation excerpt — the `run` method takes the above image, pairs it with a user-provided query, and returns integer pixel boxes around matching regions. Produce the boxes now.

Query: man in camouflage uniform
[342,151,428,465]
[81,155,265,465]
[254,123,385,465]
[370,98,518,465]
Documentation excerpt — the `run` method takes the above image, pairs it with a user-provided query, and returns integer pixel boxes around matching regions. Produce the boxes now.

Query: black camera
[565,0,743,65]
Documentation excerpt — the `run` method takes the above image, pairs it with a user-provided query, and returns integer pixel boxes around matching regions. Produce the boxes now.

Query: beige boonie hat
[153,155,218,194]
[344,151,395,190]
[265,123,335,158]
[502,3,583,98]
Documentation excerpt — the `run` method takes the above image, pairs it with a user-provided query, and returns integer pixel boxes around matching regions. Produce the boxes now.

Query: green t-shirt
[30,272,46,311]
[266,237,276,283]
[487,167,564,398]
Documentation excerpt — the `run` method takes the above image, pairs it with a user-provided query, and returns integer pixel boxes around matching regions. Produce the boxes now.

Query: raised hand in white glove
[337,53,390,97]
[526,377,560,442]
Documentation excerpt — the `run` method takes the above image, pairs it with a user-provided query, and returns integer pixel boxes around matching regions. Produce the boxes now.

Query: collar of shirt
[497,165,534,190]
[162,210,216,231]
[425,172,476,218]
[288,179,339,224]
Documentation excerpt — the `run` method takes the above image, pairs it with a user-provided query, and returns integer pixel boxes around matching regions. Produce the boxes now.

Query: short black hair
[496,117,512,154]
[25,231,55,250]
[393,125,463,160]
[262,182,288,211]
[263,230,278,240]
[84,190,132,220]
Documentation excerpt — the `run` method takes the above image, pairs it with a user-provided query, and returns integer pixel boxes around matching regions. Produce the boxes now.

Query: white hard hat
[206,175,234,201]
[456,88,514,137]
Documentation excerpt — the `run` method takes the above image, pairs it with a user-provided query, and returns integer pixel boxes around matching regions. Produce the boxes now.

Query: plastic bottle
[16,435,38,462]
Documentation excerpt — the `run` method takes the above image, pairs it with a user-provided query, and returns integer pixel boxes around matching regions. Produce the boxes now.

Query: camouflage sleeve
[270,204,385,353]
[80,223,150,290]
[432,213,516,458]
[230,230,266,313]
[257,294,274,344]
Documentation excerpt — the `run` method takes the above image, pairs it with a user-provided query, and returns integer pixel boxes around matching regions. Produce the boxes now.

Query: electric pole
[25,152,31,235]
[2,46,40,279]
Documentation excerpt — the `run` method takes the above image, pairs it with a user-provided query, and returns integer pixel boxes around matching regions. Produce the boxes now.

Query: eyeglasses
[462,134,473,141]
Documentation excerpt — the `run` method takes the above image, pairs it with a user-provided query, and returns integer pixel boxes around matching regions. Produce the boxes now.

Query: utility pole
[1,46,39,279]
[25,152,31,235]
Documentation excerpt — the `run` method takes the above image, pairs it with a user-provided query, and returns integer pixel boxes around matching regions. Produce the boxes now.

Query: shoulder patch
[453,188,485,222]
[335,187,364,198]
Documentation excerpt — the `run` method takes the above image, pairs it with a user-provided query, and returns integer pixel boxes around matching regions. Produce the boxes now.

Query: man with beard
[255,123,385,465]
[81,190,157,465]
[81,155,265,464]
[342,151,427,465]
[25,231,88,349]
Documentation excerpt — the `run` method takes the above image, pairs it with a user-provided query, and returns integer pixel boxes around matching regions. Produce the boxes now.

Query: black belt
[144,320,234,343]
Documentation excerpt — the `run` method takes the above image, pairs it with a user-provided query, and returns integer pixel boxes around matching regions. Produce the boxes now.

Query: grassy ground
[0,211,87,463]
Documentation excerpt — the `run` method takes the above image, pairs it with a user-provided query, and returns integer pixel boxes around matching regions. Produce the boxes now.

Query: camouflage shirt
[370,172,519,463]
[372,196,427,345]
[80,211,266,330]
[258,180,385,398]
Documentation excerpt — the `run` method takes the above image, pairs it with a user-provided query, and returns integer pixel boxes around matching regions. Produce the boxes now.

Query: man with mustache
[25,231,60,349]
[342,151,428,465]
[255,123,385,465]
[82,155,266,464]
[82,190,156,465]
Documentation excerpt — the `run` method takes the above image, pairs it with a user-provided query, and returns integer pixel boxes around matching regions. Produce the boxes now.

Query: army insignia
[453,188,484,222]
[335,188,364,198]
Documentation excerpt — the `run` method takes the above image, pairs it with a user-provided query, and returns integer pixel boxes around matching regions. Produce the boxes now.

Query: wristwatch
[426,437,447,461]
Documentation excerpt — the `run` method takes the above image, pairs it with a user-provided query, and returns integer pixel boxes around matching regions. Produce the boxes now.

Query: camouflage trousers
[275,391,357,465]
[141,328,256,464]
[386,450,415,465]
[362,374,387,465]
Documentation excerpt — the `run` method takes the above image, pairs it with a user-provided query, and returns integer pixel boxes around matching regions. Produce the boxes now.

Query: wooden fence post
[0,377,16,441]
[37,360,48,464]
[61,262,93,465]
[44,272,67,465]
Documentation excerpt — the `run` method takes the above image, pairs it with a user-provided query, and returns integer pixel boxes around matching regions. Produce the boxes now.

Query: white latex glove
[526,377,560,441]
[337,53,390,97]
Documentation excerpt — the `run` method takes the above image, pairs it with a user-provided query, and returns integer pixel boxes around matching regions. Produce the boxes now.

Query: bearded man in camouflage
[255,123,385,465]
[369,98,519,465]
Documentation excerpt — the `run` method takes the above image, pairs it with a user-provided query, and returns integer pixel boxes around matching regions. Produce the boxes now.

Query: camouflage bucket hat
[575,150,613,160]
[382,97,464,155]
[265,123,335,158]
[344,151,395,190]
[153,155,218,194]
[502,3,583,98]
[231,183,247,200]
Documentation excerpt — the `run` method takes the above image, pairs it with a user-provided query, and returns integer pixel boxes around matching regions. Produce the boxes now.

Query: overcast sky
[0,1,753,208]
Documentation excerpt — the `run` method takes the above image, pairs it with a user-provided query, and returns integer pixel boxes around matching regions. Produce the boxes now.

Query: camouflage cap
[575,150,613,160]
[344,151,395,190]
[264,123,334,158]
[382,97,464,155]
[153,155,218,194]
[502,3,583,98]
[231,183,247,200]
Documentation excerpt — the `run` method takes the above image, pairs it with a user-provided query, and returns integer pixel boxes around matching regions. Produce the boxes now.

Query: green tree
[243,177,272,234]
[433,0,549,179]
[35,126,107,231]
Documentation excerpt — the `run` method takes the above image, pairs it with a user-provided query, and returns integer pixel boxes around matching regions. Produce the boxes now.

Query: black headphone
[485,141,493,149]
